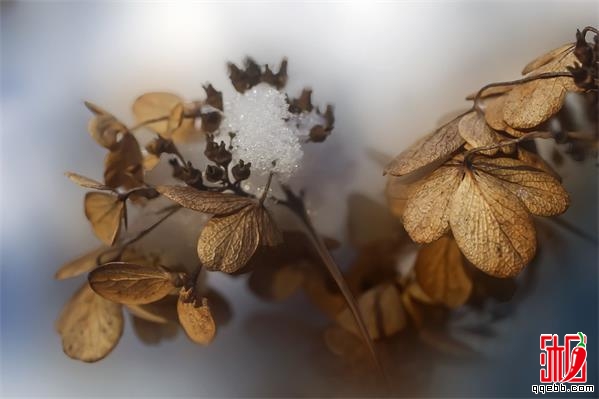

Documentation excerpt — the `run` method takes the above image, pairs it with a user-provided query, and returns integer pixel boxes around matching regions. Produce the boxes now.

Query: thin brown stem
[278,185,389,387]
[465,131,553,161]
[129,115,169,131]
[96,205,181,264]
[259,172,274,206]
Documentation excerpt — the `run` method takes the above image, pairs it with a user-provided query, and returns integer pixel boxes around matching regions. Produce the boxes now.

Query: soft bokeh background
[1,1,597,397]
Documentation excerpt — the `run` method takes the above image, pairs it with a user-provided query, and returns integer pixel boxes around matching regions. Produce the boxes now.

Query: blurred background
[1,1,597,397]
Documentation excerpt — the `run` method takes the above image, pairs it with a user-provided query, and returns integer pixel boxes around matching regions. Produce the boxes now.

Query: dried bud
[574,29,594,67]
[308,125,325,142]
[232,160,251,181]
[145,136,177,156]
[203,84,223,111]
[289,89,313,114]
[262,59,288,89]
[169,159,203,189]
[204,136,232,165]
[205,165,225,183]
[200,110,222,133]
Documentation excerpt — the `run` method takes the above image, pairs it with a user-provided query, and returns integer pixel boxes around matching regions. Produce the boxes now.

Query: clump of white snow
[223,83,303,179]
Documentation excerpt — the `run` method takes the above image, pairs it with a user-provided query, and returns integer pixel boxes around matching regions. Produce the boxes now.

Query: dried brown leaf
[474,157,569,216]
[403,165,464,243]
[157,185,254,216]
[336,283,406,340]
[88,262,183,305]
[84,192,125,246]
[385,116,465,176]
[177,288,216,345]
[56,283,123,362]
[253,205,283,247]
[414,236,472,308]
[449,168,536,277]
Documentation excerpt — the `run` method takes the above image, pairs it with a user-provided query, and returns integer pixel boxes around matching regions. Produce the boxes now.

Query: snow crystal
[223,83,303,179]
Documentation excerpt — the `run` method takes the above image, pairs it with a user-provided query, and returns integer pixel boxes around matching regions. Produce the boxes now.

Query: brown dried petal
[385,116,465,176]
[253,205,282,247]
[197,206,260,273]
[521,43,575,75]
[248,263,305,301]
[449,169,536,277]
[56,283,123,362]
[457,111,500,155]
[88,262,183,305]
[167,102,185,133]
[403,165,464,243]
[65,172,111,191]
[84,192,125,246]
[131,316,178,345]
[132,92,184,135]
[177,288,216,345]
[104,133,144,190]
[483,95,527,138]
[336,283,406,340]
[55,246,116,280]
[414,236,472,308]
[85,102,127,149]
[125,295,179,324]
[518,148,562,181]
[503,50,582,129]
[474,157,569,216]
[157,185,254,215]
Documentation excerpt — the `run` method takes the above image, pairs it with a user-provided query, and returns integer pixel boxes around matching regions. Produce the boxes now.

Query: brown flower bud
[204,136,232,165]
[232,160,251,181]
[205,165,224,183]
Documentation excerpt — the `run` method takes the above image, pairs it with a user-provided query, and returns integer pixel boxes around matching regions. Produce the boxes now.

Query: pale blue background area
[1,1,597,397]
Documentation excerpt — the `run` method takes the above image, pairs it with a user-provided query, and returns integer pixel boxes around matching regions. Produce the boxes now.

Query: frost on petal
[223,83,303,179]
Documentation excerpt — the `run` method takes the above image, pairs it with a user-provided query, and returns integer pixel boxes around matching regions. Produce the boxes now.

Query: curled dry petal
[84,192,125,246]
[336,283,406,340]
[177,288,216,345]
[88,262,185,305]
[65,172,111,191]
[197,204,280,273]
[403,165,464,243]
[385,116,465,176]
[157,185,254,216]
[56,283,124,362]
[85,101,127,149]
[449,169,536,277]
[414,235,472,308]
[104,133,144,190]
